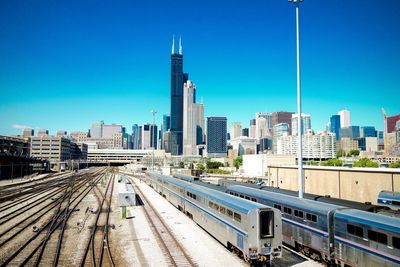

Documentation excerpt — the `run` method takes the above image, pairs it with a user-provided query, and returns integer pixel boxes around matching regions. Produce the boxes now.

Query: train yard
[0,167,324,266]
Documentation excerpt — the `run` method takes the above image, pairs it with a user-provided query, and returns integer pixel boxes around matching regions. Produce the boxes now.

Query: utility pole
[289,0,304,198]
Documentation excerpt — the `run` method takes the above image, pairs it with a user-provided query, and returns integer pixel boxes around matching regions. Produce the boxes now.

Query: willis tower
[170,35,188,155]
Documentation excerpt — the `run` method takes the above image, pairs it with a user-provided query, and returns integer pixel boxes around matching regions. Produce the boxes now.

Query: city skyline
[1,0,400,135]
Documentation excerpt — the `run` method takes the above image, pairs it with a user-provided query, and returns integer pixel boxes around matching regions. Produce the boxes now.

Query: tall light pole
[151,109,157,170]
[289,0,304,198]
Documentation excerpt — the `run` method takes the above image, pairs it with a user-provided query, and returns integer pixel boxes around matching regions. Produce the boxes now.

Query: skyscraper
[170,35,188,155]
[231,122,243,140]
[338,109,351,128]
[91,121,104,138]
[330,115,341,140]
[183,80,197,156]
[162,115,171,134]
[141,124,157,150]
[249,119,256,139]
[340,126,360,140]
[206,117,227,158]
[132,124,140,149]
[22,128,34,138]
[360,126,377,138]
[272,112,294,135]
[273,123,289,153]
[291,114,311,136]
[193,103,205,145]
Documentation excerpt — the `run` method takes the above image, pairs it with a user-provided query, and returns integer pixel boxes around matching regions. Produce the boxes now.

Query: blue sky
[0,0,399,135]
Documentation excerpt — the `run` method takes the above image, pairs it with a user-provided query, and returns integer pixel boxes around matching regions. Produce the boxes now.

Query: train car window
[235,193,239,197]
[230,192,234,195]
[251,198,257,202]
[193,194,197,200]
[234,212,242,223]
[306,213,317,222]
[220,206,226,214]
[260,210,274,238]
[239,195,244,198]
[245,196,250,200]
[368,230,388,245]
[294,210,304,218]
[347,224,364,238]
[283,207,292,215]
[214,203,220,210]
[227,209,233,218]
[187,192,189,196]
[274,204,282,211]
[393,237,400,249]
[209,201,213,208]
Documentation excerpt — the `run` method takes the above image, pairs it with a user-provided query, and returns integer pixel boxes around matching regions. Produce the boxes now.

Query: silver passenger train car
[227,185,400,267]
[145,171,282,264]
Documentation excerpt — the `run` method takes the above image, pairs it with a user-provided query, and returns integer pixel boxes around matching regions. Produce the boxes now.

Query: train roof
[148,172,267,214]
[219,179,387,212]
[193,181,226,192]
[378,191,400,201]
[227,185,343,215]
[187,183,267,214]
[335,209,400,234]
[173,173,199,182]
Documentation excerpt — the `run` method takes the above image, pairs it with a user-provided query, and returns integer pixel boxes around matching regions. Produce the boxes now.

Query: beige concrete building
[337,137,359,153]
[231,122,243,140]
[71,131,88,142]
[229,136,257,157]
[30,136,71,162]
[266,165,400,204]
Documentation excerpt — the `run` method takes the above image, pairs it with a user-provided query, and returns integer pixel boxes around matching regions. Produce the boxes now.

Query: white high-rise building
[183,80,197,156]
[277,131,336,159]
[231,122,243,140]
[338,109,351,128]
[256,112,272,129]
[255,112,272,140]
[291,113,312,136]
[141,124,157,150]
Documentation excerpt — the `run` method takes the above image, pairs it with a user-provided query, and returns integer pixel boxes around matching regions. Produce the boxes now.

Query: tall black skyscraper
[170,35,188,155]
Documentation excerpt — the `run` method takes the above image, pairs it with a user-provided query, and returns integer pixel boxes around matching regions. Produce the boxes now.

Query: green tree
[348,150,360,157]
[233,156,243,169]
[336,149,346,158]
[196,163,205,170]
[207,169,231,174]
[353,158,379,168]
[178,161,185,168]
[321,159,343,166]
[206,160,224,169]
[389,161,400,168]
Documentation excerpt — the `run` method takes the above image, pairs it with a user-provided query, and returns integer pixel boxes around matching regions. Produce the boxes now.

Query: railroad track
[80,173,116,267]
[0,168,107,266]
[129,176,197,267]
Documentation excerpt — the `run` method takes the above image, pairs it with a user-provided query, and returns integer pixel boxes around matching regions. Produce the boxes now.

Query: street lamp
[151,109,157,170]
[289,0,304,198]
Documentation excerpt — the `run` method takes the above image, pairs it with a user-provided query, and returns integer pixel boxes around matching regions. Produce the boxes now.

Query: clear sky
[0,0,399,136]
